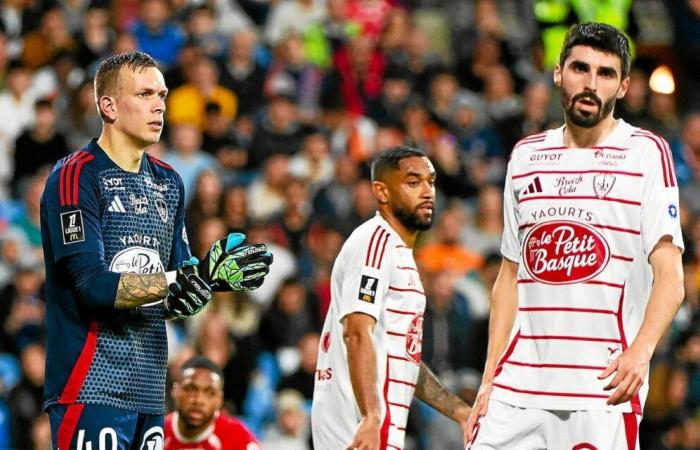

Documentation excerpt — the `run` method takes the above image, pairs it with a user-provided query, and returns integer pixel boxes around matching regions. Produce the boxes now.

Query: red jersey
[164,412,262,450]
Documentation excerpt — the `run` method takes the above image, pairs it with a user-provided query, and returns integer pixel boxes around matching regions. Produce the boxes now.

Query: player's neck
[176,415,212,440]
[563,116,619,149]
[97,129,145,173]
[378,209,418,248]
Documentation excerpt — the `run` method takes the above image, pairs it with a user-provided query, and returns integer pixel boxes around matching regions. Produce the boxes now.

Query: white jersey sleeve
[337,226,394,322]
[501,158,521,262]
[638,135,684,255]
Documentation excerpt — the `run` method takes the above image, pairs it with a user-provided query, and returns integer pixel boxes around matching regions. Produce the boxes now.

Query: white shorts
[467,399,640,450]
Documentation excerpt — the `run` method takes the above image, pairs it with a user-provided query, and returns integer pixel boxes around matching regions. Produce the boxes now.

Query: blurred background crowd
[0,0,700,448]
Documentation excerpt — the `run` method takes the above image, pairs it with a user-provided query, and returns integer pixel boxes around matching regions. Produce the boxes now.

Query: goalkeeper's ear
[225,233,246,252]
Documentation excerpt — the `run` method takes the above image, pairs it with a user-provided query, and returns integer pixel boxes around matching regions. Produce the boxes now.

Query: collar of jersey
[171,411,218,443]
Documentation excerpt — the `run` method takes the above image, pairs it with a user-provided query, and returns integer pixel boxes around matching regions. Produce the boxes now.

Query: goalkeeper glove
[199,232,273,291]
[163,257,212,320]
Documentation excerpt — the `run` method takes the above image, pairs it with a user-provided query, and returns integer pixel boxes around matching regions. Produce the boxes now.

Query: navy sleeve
[60,252,121,310]
[168,172,192,270]
[42,154,105,262]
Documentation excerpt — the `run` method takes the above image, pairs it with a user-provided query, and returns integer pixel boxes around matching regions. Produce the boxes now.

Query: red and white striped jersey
[312,214,425,450]
[494,120,684,414]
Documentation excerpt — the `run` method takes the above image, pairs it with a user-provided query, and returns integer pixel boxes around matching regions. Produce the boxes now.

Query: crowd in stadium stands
[0,0,700,448]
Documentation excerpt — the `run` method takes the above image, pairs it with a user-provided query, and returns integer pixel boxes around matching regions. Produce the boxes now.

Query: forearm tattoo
[115,273,169,309]
[414,362,464,418]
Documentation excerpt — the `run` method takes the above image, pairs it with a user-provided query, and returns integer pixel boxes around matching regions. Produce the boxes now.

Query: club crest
[593,174,616,198]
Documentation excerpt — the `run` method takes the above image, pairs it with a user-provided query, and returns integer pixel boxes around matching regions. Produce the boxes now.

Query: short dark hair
[94,51,158,100]
[180,356,224,382]
[559,23,631,78]
[371,146,427,182]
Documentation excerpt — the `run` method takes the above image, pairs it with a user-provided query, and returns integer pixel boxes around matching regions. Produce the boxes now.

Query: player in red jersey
[165,356,261,450]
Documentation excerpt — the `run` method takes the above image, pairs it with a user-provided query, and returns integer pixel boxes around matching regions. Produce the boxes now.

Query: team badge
[592,173,616,198]
[155,198,168,222]
[60,210,85,244]
[358,275,378,303]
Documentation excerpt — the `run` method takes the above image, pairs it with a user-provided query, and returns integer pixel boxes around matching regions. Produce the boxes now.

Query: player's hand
[452,404,472,446]
[465,380,493,444]
[346,414,380,450]
[199,232,273,291]
[163,257,212,320]
[598,345,650,405]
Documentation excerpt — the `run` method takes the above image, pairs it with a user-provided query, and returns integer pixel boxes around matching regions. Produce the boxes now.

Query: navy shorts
[47,404,164,450]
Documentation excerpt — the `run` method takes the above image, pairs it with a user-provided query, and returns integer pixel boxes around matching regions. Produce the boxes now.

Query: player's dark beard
[393,204,433,231]
[563,90,616,128]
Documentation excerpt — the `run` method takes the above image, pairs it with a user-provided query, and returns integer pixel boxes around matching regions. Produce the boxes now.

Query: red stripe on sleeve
[374,231,390,268]
[57,403,85,450]
[365,226,381,266]
[71,154,95,205]
[59,320,98,403]
[632,132,671,187]
[59,152,83,206]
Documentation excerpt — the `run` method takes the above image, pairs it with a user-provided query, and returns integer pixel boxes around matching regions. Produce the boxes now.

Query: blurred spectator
[428,132,478,200]
[191,216,228,264]
[201,101,246,172]
[0,63,37,154]
[12,170,47,253]
[391,27,443,99]
[515,81,555,139]
[423,270,471,375]
[185,4,229,62]
[461,184,503,256]
[328,35,386,116]
[130,0,185,68]
[484,64,523,151]
[63,79,102,150]
[345,0,392,40]
[379,7,411,60]
[163,40,202,91]
[163,123,219,204]
[247,94,306,169]
[265,32,324,122]
[312,154,360,221]
[74,6,114,69]
[303,0,361,68]
[289,132,335,196]
[168,55,238,131]
[264,0,326,46]
[647,90,682,141]
[259,277,321,352]
[671,0,700,112]
[220,30,267,118]
[402,97,439,151]
[416,202,483,276]
[0,261,44,352]
[346,178,376,230]
[185,170,223,236]
[261,388,311,450]
[617,65,653,129]
[277,332,319,400]
[427,70,474,129]
[7,342,45,450]
[12,99,69,195]
[21,8,76,70]
[673,112,700,191]
[277,177,314,256]
[366,63,413,128]
[247,154,290,221]
[222,185,249,233]
[31,413,51,450]
[320,93,377,161]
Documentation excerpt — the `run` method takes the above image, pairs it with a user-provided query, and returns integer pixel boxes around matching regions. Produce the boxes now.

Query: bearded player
[165,356,261,450]
[465,23,684,449]
[312,146,471,450]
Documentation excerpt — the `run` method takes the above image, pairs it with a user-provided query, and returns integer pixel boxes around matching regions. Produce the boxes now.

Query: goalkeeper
[39,51,272,450]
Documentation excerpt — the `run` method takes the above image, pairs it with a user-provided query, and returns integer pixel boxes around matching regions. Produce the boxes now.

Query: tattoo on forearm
[414,362,464,418]
[115,273,169,309]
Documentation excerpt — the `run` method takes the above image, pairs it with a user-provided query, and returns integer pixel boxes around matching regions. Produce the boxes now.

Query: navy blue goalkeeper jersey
[40,139,191,414]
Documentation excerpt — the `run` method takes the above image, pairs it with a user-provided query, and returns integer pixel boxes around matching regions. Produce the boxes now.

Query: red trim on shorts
[379,359,391,449]
[616,286,642,414]
[623,412,638,450]
[492,383,609,399]
[59,321,98,403]
[57,403,85,450]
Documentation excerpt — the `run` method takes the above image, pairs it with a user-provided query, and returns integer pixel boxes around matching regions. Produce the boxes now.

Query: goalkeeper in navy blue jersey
[39,51,272,450]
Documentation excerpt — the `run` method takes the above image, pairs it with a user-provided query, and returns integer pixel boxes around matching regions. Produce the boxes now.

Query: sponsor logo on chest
[523,220,610,284]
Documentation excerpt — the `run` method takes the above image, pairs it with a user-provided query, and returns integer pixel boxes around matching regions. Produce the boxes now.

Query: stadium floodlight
[649,65,675,95]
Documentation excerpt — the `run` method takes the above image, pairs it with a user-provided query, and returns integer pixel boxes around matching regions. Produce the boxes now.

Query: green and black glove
[198,233,273,291]
[163,257,212,320]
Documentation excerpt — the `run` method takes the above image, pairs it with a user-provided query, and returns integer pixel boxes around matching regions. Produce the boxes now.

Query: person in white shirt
[465,23,685,450]
[312,146,470,450]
